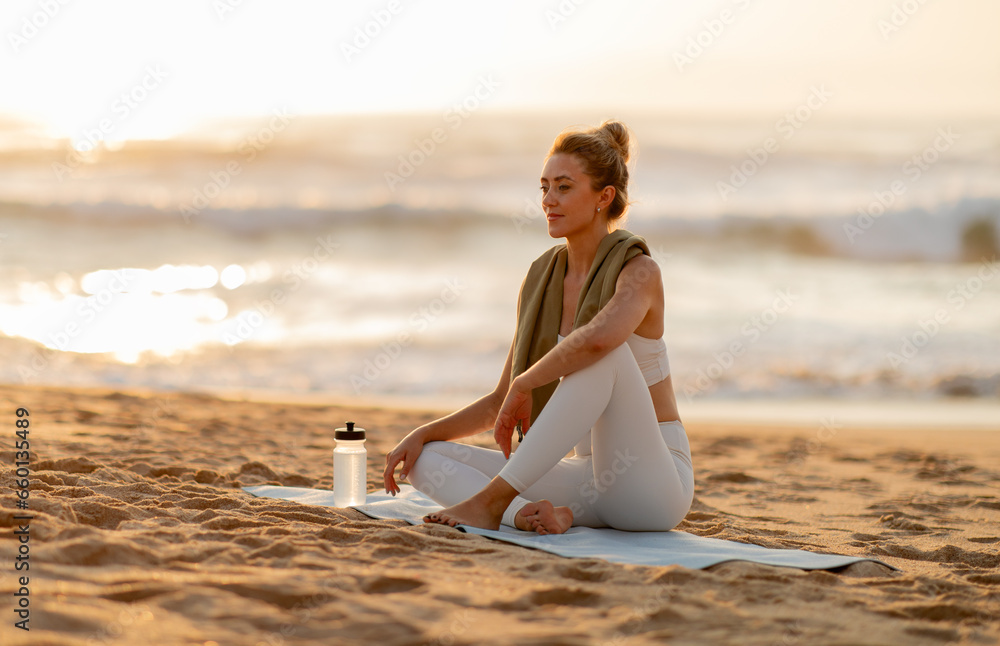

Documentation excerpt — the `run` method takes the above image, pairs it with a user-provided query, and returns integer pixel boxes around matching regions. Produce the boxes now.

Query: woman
[382,120,694,535]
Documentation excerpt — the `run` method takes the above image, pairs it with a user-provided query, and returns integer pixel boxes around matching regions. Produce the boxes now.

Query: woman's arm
[492,255,661,454]
[383,337,514,494]
[517,254,661,391]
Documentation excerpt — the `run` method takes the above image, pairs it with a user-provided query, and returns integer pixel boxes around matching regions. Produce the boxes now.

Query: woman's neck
[564,222,614,280]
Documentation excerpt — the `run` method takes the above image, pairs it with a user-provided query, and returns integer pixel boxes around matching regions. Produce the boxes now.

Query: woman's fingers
[500,388,531,440]
[494,412,515,459]
[383,450,402,495]
[382,461,395,494]
[494,386,533,458]
[494,425,509,459]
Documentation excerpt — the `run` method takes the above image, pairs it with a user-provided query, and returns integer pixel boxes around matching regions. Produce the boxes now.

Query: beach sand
[0,384,998,645]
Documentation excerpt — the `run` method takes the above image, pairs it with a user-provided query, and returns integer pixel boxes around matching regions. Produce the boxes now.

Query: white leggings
[408,342,695,531]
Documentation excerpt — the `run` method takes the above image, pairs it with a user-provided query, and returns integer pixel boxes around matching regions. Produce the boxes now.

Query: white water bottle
[333,421,367,507]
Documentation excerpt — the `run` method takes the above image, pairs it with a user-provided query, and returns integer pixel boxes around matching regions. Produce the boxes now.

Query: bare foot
[423,498,502,530]
[514,500,573,535]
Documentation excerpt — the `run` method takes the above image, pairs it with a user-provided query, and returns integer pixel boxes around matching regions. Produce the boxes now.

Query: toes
[423,512,461,527]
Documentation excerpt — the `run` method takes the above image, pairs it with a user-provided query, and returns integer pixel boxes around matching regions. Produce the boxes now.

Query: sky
[1,0,998,142]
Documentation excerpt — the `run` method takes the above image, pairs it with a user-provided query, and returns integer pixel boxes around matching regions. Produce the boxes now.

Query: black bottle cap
[335,421,366,440]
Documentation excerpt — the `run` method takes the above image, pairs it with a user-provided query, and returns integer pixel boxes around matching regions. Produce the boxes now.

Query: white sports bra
[556,332,671,387]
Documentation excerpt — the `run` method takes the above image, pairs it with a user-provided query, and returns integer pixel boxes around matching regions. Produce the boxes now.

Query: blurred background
[1,0,998,409]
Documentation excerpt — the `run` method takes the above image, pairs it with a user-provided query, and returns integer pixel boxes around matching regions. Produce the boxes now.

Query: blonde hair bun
[597,120,632,165]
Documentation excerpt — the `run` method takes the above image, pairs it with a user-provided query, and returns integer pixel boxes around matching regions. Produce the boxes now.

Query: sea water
[0,112,997,402]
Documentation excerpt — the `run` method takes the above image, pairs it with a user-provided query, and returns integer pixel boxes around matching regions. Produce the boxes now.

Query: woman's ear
[600,186,616,212]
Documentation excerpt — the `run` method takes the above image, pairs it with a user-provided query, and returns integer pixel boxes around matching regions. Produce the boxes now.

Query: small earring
[597,207,601,212]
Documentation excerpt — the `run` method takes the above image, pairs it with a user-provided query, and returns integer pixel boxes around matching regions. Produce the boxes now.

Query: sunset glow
[2,0,997,143]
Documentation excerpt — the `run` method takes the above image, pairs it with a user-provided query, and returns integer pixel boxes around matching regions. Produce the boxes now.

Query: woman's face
[540,153,608,239]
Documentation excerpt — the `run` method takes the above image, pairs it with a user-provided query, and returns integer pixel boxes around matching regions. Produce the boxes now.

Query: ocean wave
[643,196,1000,263]
[4,195,998,262]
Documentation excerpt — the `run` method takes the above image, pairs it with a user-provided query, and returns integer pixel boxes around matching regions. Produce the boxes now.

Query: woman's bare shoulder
[619,253,662,286]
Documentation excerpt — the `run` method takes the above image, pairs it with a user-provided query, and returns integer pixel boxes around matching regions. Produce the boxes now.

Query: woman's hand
[493,377,533,459]
[382,429,426,496]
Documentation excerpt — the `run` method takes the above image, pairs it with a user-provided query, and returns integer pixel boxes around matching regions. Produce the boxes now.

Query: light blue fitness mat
[243,484,897,572]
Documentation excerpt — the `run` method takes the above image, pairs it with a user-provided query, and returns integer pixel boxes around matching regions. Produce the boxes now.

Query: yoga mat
[244,484,897,572]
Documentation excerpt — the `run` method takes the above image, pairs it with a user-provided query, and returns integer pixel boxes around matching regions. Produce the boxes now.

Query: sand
[0,383,998,646]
